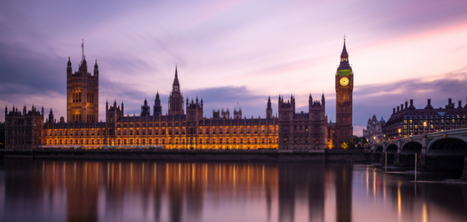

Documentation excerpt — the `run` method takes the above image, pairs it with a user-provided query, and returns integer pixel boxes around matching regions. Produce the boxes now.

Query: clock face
[340,77,349,86]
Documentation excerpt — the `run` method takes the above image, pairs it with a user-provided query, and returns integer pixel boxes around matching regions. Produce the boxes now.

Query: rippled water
[0,160,465,222]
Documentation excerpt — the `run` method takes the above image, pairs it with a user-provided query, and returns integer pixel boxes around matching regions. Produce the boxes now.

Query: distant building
[383,99,467,139]
[362,114,385,143]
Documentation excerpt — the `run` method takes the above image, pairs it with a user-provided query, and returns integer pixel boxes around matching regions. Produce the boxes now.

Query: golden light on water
[423,202,427,222]
[398,182,401,220]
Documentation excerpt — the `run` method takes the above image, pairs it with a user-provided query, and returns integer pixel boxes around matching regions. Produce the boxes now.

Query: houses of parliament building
[4,41,355,151]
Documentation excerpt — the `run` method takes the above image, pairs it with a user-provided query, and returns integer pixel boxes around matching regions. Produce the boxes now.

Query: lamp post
[398,128,401,138]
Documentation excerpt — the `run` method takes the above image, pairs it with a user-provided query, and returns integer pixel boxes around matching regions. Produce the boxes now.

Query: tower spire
[81,39,84,61]
[341,38,348,59]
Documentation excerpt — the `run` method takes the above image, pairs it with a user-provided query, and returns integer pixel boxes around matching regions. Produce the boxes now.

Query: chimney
[410,99,413,106]
[400,104,404,110]
[393,108,396,114]
[425,98,433,109]
[397,106,400,112]
[458,100,462,108]
[448,98,452,105]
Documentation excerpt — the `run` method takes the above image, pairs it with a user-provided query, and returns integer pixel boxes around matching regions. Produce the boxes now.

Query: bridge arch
[386,144,398,154]
[427,136,467,156]
[375,145,383,153]
[401,141,422,155]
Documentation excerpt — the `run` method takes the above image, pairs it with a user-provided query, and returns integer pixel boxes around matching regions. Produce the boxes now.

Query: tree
[353,135,368,148]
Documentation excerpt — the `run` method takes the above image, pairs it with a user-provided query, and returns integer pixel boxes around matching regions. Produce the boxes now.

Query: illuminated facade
[4,42,367,151]
[383,98,467,139]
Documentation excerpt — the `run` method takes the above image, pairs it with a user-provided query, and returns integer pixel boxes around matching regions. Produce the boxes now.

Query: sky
[1,0,467,136]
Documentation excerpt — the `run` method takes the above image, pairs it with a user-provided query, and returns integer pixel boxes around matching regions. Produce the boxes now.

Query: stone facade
[328,40,354,148]
[66,54,99,123]
[362,114,385,143]
[277,94,327,150]
[4,105,44,149]
[383,98,467,139]
[5,42,358,151]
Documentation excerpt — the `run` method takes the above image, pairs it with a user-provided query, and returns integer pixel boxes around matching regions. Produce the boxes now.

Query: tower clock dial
[340,77,349,86]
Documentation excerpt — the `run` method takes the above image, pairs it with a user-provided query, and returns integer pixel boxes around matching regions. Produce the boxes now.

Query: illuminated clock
[340,77,349,86]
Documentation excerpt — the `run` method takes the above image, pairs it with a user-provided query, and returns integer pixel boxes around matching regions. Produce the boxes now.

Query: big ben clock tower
[335,39,354,147]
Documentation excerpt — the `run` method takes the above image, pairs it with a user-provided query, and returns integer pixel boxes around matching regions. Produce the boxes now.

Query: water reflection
[0,160,466,222]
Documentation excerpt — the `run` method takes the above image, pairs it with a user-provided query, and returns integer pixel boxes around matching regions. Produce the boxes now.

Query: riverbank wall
[0,149,370,162]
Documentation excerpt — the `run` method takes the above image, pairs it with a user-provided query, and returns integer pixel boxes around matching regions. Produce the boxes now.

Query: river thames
[0,160,465,222]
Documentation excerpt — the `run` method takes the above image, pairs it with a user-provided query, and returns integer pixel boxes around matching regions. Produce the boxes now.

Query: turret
[48,108,54,124]
[321,92,325,108]
[153,92,162,117]
[173,66,180,92]
[67,57,72,75]
[266,96,273,118]
[141,98,150,116]
[79,56,87,73]
[93,60,99,76]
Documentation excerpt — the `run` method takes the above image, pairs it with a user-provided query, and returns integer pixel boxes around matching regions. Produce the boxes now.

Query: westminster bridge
[367,128,467,168]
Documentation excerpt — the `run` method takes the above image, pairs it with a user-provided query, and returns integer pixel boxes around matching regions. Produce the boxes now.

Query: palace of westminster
[4,42,355,150]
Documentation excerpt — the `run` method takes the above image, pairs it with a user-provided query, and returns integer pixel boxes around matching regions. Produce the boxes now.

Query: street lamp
[423,121,427,134]
[398,128,401,138]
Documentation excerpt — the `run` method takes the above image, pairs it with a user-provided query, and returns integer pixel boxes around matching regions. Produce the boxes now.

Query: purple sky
[1,0,467,136]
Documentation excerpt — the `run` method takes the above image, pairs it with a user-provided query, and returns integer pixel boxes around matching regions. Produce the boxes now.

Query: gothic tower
[266,96,273,119]
[335,39,354,146]
[168,66,184,116]
[153,92,162,117]
[66,41,99,123]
